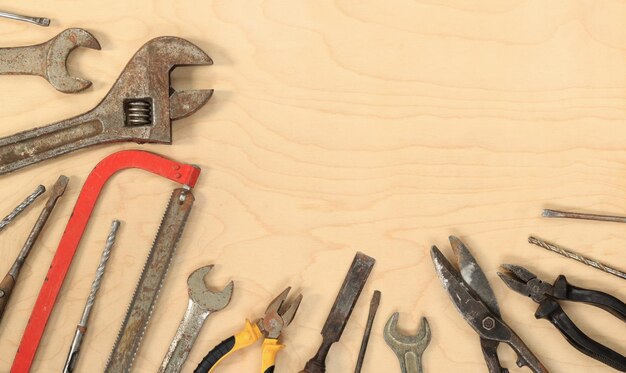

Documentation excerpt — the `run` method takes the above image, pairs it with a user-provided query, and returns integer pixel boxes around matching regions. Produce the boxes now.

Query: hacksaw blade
[105,187,195,373]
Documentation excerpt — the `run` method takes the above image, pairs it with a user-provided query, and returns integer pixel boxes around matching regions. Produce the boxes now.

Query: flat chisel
[300,252,376,373]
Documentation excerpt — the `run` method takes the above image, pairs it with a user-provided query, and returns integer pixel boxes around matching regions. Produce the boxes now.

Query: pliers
[194,287,302,373]
[499,265,626,372]
[431,236,549,373]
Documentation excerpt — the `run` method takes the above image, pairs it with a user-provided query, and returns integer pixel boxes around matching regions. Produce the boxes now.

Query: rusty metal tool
[0,184,45,233]
[62,220,120,373]
[0,36,213,176]
[0,175,67,322]
[543,209,626,223]
[11,150,200,373]
[529,236,626,280]
[383,312,431,373]
[431,236,549,373]
[354,290,381,373]
[0,28,99,93]
[194,287,302,373]
[300,252,376,373]
[499,264,626,371]
[158,265,234,373]
[106,187,196,373]
[0,10,50,26]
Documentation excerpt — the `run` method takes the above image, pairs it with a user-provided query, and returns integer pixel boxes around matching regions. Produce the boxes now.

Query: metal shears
[430,236,549,373]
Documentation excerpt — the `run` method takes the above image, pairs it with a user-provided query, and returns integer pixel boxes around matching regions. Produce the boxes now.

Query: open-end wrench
[0,36,213,176]
[158,265,234,373]
[0,28,99,93]
[384,313,431,373]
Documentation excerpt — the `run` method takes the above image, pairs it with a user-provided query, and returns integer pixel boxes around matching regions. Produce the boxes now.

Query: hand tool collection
[0,11,624,373]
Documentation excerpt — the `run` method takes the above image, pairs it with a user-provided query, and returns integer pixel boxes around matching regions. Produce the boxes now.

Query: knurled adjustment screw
[482,317,495,330]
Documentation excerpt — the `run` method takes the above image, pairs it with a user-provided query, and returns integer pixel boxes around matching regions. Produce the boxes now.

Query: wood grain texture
[0,0,625,372]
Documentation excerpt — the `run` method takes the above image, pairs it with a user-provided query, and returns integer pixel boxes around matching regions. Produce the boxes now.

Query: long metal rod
[528,236,626,280]
[63,220,120,373]
[354,290,381,373]
[543,209,626,223]
[0,185,45,232]
[0,176,68,322]
[0,11,49,26]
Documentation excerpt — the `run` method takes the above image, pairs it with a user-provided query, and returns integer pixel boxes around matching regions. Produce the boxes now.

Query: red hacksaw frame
[11,150,201,372]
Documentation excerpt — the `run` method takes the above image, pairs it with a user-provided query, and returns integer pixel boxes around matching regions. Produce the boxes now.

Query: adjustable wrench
[0,28,100,93]
[158,265,234,373]
[384,313,431,373]
[0,36,213,176]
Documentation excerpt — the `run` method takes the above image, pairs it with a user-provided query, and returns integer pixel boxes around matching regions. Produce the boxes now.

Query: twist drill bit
[528,236,626,280]
[543,209,626,223]
[0,185,45,232]
[63,220,120,373]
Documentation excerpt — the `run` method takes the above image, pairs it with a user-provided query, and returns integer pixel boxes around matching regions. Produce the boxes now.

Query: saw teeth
[105,188,195,372]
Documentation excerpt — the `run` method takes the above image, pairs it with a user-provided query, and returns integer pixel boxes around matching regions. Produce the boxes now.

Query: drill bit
[63,220,120,373]
[528,236,626,281]
[0,184,45,232]
[543,209,626,223]
[354,290,381,373]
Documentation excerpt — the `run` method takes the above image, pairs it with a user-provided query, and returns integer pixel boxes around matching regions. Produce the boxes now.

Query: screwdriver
[0,176,68,322]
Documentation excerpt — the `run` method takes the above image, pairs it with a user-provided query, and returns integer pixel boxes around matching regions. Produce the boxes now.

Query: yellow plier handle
[261,338,285,373]
[194,320,262,373]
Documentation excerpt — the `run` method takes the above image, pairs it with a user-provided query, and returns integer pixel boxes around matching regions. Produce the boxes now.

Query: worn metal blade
[300,252,376,373]
[320,252,375,340]
[431,246,494,335]
[105,188,195,373]
[449,236,501,317]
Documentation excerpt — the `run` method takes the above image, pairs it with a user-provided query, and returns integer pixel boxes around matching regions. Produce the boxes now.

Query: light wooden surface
[0,1,625,372]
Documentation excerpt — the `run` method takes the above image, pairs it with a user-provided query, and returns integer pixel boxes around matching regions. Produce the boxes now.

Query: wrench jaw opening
[45,28,101,94]
[99,36,214,145]
[187,265,234,312]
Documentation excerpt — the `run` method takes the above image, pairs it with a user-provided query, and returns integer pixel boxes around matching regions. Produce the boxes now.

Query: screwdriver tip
[542,209,560,218]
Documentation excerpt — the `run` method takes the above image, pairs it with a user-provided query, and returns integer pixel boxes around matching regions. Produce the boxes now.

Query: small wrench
[159,265,234,373]
[0,28,100,93]
[384,312,431,373]
[0,36,212,176]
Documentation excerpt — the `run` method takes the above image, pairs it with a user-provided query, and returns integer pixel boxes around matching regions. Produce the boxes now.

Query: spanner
[384,312,431,373]
[158,265,234,373]
[0,28,100,93]
[0,36,213,176]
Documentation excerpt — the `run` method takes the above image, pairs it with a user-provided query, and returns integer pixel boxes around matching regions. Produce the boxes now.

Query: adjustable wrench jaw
[0,36,213,176]
[96,36,214,144]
